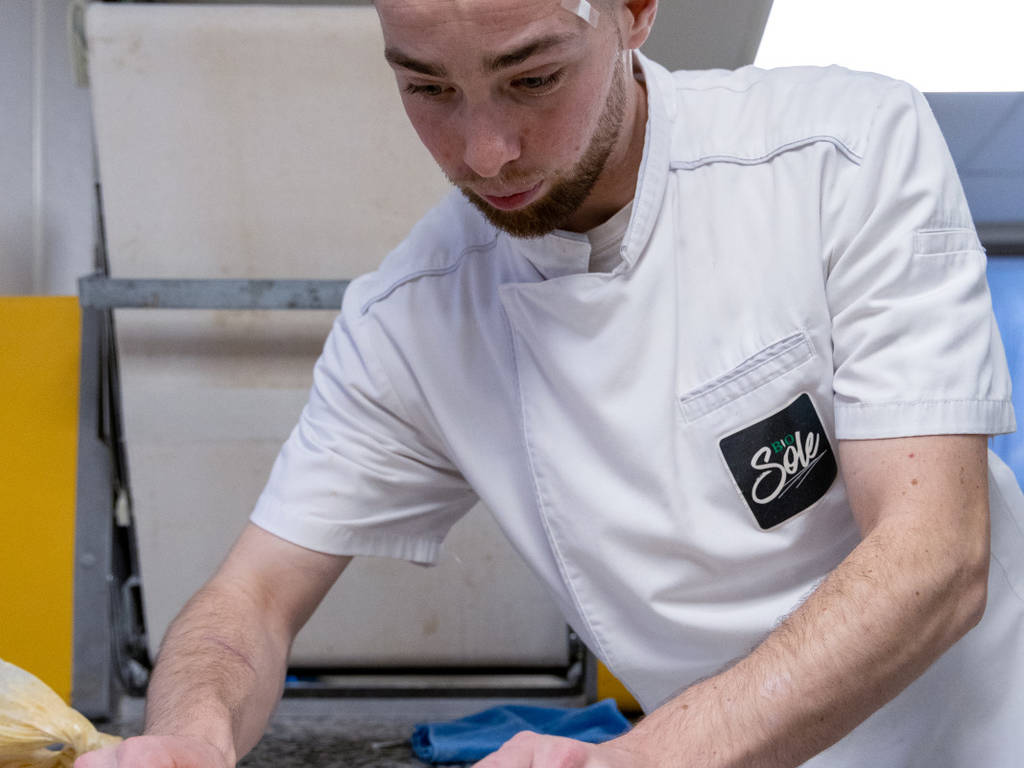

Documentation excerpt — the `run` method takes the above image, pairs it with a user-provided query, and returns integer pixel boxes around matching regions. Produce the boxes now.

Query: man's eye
[404,83,447,97]
[513,71,564,93]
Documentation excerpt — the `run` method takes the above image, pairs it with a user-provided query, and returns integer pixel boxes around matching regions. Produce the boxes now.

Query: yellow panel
[0,297,80,702]
[597,661,642,715]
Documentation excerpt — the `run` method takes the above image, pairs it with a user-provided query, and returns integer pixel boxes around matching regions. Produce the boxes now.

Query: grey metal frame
[977,223,1024,256]
[73,305,121,718]
[78,275,351,311]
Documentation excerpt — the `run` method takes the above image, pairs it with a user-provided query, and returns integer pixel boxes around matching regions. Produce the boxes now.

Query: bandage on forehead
[561,0,600,28]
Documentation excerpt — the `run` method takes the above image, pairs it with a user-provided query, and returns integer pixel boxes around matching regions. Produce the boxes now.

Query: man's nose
[460,104,521,179]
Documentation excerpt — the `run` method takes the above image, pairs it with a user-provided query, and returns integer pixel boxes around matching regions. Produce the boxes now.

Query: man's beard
[453,60,628,239]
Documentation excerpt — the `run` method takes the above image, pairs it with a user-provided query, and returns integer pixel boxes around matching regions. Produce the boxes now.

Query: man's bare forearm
[142,578,292,766]
[74,526,349,768]
[614,436,990,767]
[617,519,987,766]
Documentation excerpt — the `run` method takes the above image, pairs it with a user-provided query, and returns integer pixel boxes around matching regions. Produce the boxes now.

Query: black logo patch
[719,393,837,529]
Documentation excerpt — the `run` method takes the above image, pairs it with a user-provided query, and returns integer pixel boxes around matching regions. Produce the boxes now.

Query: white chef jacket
[252,54,1024,765]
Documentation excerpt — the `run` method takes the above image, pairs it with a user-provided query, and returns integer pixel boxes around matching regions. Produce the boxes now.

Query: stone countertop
[102,695,591,767]
[103,697,444,767]
[238,716,427,768]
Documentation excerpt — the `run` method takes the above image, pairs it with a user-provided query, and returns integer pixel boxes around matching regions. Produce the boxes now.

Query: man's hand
[74,734,231,768]
[473,732,645,768]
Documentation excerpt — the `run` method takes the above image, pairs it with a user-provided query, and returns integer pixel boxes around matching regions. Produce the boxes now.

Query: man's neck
[562,60,648,233]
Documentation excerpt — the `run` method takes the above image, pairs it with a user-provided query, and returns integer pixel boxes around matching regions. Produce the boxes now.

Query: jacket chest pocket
[678,332,815,422]
[678,331,839,530]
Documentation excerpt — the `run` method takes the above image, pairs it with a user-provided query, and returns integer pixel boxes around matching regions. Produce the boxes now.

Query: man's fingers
[473,730,538,767]
[73,735,229,768]
[74,745,117,768]
[474,732,593,768]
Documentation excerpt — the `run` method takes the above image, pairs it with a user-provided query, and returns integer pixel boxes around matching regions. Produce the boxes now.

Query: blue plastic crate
[987,256,1024,486]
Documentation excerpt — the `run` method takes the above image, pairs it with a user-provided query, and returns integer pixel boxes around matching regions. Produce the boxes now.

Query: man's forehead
[376,0,600,76]
[375,0,587,37]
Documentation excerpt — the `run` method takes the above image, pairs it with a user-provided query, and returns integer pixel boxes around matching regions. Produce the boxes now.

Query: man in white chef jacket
[78,1,1024,767]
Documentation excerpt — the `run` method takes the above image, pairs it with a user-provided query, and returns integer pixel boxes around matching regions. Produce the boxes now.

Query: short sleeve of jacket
[824,79,1016,439]
[250,295,478,565]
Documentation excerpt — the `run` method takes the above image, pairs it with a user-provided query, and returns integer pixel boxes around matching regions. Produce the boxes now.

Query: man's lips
[479,182,543,211]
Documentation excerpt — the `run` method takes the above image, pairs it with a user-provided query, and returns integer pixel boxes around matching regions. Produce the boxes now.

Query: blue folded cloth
[411,699,632,764]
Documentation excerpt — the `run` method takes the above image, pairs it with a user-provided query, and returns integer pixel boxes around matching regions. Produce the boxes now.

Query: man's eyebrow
[384,48,448,78]
[384,34,577,79]
[485,34,576,73]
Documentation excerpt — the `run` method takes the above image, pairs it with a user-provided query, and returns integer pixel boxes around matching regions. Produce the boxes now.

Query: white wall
[0,0,95,296]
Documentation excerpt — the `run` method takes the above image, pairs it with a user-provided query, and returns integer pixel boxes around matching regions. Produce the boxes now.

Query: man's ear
[621,0,658,50]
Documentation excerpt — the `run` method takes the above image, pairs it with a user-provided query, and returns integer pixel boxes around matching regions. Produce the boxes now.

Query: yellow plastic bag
[0,658,121,768]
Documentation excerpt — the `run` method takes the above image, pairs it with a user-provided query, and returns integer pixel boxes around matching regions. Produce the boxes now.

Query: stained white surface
[87,4,569,666]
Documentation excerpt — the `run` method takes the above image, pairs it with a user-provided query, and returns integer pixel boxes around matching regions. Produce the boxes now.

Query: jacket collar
[505,51,676,280]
